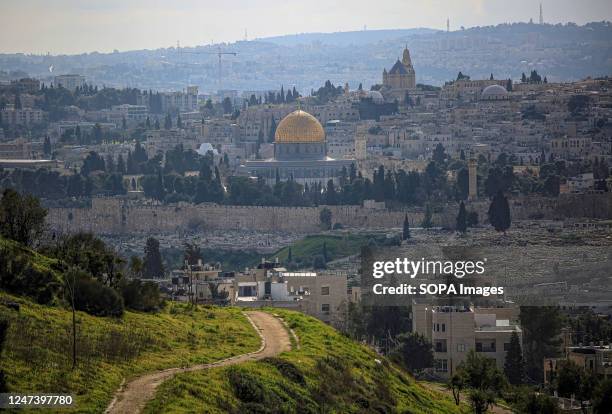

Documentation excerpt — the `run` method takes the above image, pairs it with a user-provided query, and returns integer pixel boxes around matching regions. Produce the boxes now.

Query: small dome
[482,84,508,97]
[275,110,325,143]
[365,90,384,104]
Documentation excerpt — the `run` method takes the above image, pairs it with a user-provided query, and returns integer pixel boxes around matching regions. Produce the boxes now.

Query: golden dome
[275,110,325,143]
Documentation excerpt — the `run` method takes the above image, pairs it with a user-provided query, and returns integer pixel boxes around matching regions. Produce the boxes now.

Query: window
[321,304,330,314]
[503,343,510,352]
[434,359,448,373]
[434,339,447,353]
[321,286,330,296]
[457,344,466,352]
[442,323,446,332]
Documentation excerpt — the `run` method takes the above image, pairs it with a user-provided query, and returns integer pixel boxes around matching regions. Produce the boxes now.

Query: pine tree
[177,114,183,129]
[403,214,411,240]
[287,247,292,263]
[456,201,467,233]
[504,331,524,385]
[154,118,160,129]
[143,237,165,278]
[145,116,151,129]
[488,190,511,233]
[164,114,172,129]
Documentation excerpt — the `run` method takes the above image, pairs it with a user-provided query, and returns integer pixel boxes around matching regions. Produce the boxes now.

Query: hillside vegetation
[0,291,260,413]
[145,309,466,414]
[273,233,390,267]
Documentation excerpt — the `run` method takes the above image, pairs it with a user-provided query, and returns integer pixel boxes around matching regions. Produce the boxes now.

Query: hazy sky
[1,0,611,54]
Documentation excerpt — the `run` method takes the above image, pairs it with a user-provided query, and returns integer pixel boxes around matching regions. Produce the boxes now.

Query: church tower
[382,46,416,90]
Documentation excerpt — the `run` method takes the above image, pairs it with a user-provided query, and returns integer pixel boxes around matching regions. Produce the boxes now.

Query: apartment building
[412,300,522,378]
[545,344,612,383]
[54,74,86,91]
[234,260,348,325]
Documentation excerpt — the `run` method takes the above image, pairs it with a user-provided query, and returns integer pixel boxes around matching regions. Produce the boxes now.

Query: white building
[53,74,86,91]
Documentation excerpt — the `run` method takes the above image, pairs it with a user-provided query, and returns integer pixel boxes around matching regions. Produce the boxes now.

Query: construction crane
[176,43,237,88]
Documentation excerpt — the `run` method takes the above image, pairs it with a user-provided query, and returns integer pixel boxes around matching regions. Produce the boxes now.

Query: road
[105,311,292,414]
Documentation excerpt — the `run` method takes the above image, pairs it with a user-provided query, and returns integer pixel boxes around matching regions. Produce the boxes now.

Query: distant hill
[1,22,610,91]
[259,28,439,47]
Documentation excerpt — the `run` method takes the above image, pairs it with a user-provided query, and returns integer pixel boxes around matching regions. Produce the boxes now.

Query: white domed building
[480,84,509,101]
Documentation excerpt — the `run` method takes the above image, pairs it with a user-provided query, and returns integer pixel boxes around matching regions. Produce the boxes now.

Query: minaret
[539,3,544,25]
[468,157,477,200]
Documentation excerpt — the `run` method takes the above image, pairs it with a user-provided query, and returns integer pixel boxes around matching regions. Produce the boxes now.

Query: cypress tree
[143,237,165,278]
[403,214,411,240]
[488,190,511,233]
[504,331,524,385]
[268,117,277,143]
[456,201,467,233]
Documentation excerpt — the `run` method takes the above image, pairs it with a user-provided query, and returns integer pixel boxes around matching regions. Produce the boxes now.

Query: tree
[456,167,469,200]
[402,214,411,240]
[455,201,467,233]
[0,319,8,391]
[116,154,126,174]
[81,151,106,175]
[449,374,464,405]
[0,189,47,247]
[520,307,562,382]
[457,350,506,413]
[506,78,513,92]
[504,331,524,385]
[164,113,172,129]
[467,210,479,227]
[268,117,277,143]
[391,332,433,373]
[319,207,332,230]
[556,360,582,398]
[184,242,203,265]
[176,114,183,129]
[592,379,612,414]
[222,97,233,114]
[432,143,447,164]
[488,190,511,233]
[421,204,433,228]
[143,237,164,278]
[43,136,52,156]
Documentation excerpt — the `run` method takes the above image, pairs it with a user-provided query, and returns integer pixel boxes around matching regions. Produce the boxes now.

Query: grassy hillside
[145,309,466,414]
[272,234,378,267]
[0,293,260,413]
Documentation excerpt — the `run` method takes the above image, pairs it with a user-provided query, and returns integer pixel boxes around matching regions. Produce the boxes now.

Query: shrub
[70,274,124,317]
[263,357,305,385]
[0,248,60,304]
[120,279,162,312]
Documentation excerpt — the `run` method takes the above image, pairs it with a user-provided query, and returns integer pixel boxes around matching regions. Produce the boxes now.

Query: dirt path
[105,311,291,414]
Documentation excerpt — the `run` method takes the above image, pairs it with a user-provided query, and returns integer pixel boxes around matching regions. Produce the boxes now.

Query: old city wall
[46,193,612,235]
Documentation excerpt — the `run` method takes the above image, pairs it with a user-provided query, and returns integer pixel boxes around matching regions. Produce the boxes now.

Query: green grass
[145,309,467,414]
[272,234,376,266]
[0,236,62,280]
[0,293,260,413]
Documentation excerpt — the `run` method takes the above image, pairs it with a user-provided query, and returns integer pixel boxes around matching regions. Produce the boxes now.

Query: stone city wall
[46,193,612,235]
